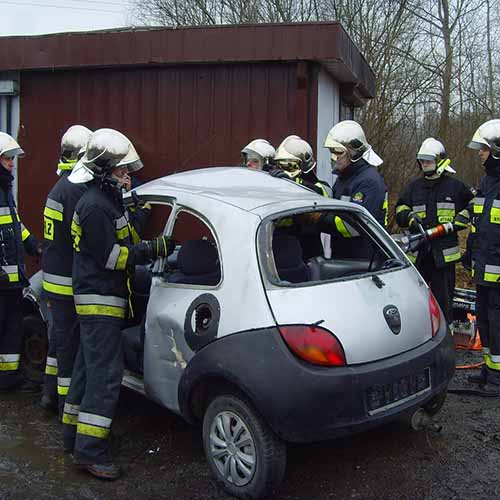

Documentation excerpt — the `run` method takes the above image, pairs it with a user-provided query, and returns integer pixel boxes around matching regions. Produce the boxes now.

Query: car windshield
[259,208,408,287]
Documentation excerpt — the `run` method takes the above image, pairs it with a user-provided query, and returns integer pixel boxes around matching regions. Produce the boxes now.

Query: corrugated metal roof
[0,22,375,98]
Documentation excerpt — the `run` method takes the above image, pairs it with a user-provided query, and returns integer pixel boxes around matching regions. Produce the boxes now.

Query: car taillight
[278,325,346,366]
[429,292,441,337]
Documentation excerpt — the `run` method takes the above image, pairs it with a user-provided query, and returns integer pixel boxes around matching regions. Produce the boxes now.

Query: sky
[1,0,136,37]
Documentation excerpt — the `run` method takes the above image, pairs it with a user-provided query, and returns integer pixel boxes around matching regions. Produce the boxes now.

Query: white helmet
[468,119,500,159]
[68,128,131,184]
[241,139,275,169]
[274,135,316,178]
[0,132,24,158]
[60,125,92,162]
[417,138,455,176]
[116,135,143,173]
[324,120,383,167]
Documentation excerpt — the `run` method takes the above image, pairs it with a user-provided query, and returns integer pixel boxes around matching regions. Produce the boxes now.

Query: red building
[0,22,375,250]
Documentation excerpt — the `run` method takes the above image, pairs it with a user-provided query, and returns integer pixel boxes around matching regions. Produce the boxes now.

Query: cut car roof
[132,166,343,213]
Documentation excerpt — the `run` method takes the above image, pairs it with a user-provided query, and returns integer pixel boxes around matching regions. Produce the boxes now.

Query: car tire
[20,314,48,384]
[203,394,286,500]
[424,390,447,416]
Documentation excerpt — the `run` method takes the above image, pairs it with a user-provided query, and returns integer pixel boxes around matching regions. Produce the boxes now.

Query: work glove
[408,212,424,234]
[148,236,175,259]
[269,168,289,179]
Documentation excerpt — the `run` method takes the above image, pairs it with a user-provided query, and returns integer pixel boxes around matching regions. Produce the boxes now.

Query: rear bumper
[179,325,455,443]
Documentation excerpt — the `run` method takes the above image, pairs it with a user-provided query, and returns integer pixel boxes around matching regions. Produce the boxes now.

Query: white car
[25,167,455,499]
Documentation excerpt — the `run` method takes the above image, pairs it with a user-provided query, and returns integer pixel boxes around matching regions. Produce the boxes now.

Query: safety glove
[148,235,175,259]
[408,212,424,234]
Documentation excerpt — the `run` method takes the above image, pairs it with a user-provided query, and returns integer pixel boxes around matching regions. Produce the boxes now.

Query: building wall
[17,61,320,253]
[316,68,340,187]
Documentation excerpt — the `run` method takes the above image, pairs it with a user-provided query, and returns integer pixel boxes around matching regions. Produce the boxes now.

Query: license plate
[366,368,431,416]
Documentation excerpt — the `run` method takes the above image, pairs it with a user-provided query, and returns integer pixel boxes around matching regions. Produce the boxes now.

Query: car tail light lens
[278,325,346,366]
[429,292,441,337]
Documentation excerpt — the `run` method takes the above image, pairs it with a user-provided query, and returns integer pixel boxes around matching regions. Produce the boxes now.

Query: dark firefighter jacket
[71,182,152,320]
[395,174,474,268]
[43,167,151,300]
[295,172,332,198]
[469,157,500,286]
[0,168,38,289]
[332,159,388,227]
[42,169,87,299]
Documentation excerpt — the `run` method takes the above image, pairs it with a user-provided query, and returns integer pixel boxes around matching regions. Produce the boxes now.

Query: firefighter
[241,139,276,171]
[395,138,474,323]
[268,136,331,260]
[61,129,172,479]
[41,125,92,414]
[0,132,41,391]
[465,119,500,394]
[271,135,332,197]
[324,120,387,226]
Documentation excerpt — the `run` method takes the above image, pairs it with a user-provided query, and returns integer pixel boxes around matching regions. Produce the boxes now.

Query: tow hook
[410,408,442,432]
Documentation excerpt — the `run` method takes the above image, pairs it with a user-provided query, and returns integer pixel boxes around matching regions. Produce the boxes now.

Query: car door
[144,208,223,414]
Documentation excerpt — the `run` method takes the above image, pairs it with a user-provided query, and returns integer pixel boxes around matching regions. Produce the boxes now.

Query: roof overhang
[0,22,375,99]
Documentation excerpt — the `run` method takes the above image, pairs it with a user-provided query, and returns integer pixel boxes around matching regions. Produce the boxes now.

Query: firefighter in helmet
[395,138,474,322]
[271,135,332,197]
[241,139,276,171]
[465,119,500,395]
[41,125,92,413]
[61,129,173,479]
[0,132,41,391]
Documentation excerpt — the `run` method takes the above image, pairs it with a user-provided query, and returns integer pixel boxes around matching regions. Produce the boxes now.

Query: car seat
[272,233,311,283]
[168,239,221,286]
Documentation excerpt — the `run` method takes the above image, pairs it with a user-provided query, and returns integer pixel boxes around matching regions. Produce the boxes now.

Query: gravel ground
[1,348,499,500]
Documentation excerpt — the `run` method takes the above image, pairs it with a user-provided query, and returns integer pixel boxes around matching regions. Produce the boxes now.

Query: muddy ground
[1,348,499,500]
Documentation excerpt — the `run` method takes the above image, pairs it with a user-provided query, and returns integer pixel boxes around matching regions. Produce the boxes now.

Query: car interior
[270,210,406,285]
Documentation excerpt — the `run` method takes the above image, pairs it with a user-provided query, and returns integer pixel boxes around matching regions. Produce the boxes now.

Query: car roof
[131,166,349,215]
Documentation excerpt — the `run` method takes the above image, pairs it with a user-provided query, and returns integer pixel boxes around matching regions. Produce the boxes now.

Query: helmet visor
[467,140,488,151]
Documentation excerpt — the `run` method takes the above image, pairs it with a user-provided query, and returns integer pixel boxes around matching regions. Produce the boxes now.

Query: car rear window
[260,208,408,286]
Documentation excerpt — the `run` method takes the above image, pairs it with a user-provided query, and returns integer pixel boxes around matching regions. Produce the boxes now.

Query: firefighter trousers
[0,289,23,389]
[42,308,58,406]
[475,285,500,385]
[49,298,80,418]
[418,255,455,324]
[62,316,124,464]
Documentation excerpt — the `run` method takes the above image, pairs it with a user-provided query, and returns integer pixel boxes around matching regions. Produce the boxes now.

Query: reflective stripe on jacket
[395,174,474,269]
[0,182,38,289]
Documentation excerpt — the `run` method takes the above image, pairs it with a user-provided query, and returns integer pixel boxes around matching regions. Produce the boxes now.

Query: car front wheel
[203,394,286,500]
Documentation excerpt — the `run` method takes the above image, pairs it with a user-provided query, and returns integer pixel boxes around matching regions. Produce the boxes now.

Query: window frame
[257,206,409,289]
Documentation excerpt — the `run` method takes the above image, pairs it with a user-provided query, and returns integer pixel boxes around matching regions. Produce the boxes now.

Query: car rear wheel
[203,394,286,500]
[20,314,48,384]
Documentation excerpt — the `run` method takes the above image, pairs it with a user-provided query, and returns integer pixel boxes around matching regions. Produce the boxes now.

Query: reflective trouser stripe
[62,403,80,426]
[77,412,112,439]
[486,354,500,371]
[74,294,127,319]
[43,272,73,296]
[484,265,500,283]
[443,246,461,263]
[0,354,20,371]
[57,377,71,396]
[1,265,19,283]
[45,356,58,376]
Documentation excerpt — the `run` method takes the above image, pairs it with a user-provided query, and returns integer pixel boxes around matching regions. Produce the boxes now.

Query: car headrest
[178,240,219,276]
[272,233,304,269]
